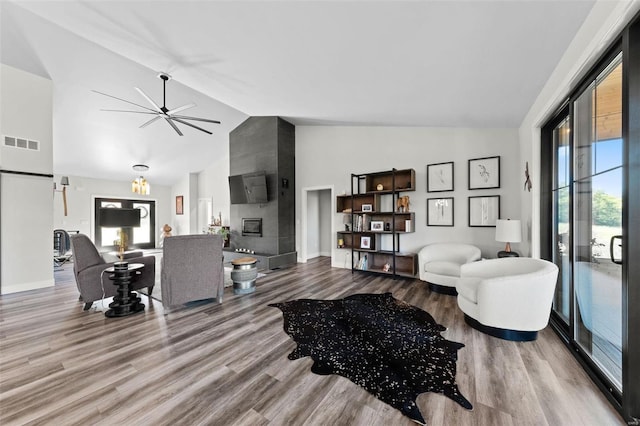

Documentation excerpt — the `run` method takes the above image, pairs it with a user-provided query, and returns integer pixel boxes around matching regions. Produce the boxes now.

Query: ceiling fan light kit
[94,72,221,136]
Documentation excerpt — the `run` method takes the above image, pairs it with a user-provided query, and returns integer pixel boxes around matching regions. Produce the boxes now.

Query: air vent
[3,135,39,151]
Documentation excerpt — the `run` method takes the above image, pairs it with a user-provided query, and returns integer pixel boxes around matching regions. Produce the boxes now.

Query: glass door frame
[541,13,640,422]
[93,197,156,250]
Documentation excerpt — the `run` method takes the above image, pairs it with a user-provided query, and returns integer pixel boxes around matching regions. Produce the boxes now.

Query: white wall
[197,140,231,227]
[518,0,640,257]
[295,126,520,267]
[52,174,172,245]
[172,174,191,235]
[318,189,332,256]
[0,64,54,293]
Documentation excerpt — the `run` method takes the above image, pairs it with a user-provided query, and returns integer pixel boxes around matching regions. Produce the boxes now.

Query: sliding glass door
[573,55,623,390]
[543,20,640,418]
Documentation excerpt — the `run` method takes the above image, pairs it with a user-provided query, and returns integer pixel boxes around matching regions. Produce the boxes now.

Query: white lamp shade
[495,219,522,243]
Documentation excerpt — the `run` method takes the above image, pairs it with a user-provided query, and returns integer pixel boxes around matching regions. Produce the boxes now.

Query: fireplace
[242,218,262,237]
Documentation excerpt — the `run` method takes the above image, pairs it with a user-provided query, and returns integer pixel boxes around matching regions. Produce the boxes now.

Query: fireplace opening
[242,218,262,237]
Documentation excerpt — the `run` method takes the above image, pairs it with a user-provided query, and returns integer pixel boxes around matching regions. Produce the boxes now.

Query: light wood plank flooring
[0,257,625,425]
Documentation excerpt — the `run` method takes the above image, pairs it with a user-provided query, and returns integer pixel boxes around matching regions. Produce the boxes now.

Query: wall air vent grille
[3,135,39,151]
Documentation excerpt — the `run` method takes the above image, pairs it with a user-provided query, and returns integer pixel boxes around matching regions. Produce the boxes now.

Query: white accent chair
[418,243,482,294]
[456,257,559,341]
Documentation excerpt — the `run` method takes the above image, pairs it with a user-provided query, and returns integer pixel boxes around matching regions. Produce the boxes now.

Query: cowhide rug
[269,292,472,425]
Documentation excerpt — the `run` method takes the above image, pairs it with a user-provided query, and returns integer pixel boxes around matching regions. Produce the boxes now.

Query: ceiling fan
[93,72,220,136]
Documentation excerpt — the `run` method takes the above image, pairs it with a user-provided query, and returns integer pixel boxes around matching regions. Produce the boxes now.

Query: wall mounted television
[229,171,268,204]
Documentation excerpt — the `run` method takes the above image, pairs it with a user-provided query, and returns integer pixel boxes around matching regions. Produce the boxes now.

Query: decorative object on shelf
[468,156,500,190]
[361,236,371,249]
[344,215,351,231]
[269,293,473,425]
[53,176,70,216]
[524,161,532,192]
[383,263,391,272]
[468,195,500,227]
[396,195,410,212]
[338,238,345,248]
[405,219,412,232]
[495,219,522,257]
[131,164,150,195]
[93,72,221,136]
[427,161,454,192]
[385,222,391,231]
[176,195,184,215]
[159,223,172,247]
[427,197,454,226]
[361,204,373,212]
[371,221,384,231]
[376,183,384,191]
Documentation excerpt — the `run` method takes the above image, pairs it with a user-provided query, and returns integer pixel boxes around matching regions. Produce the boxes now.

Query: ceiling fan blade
[171,115,221,124]
[166,103,196,115]
[135,87,163,112]
[100,109,158,115]
[92,90,157,112]
[164,117,183,136]
[140,116,162,128]
[172,117,213,135]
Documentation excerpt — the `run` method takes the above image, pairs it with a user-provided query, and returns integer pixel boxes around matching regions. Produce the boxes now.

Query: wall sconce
[131,164,150,195]
[53,176,70,216]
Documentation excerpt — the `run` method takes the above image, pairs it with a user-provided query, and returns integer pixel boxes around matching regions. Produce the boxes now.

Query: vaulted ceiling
[1,1,596,185]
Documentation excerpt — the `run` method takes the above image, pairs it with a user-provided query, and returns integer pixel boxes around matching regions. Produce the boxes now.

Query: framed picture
[360,236,371,249]
[427,161,454,192]
[468,195,500,227]
[371,221,384,231]
[468,156,500,189]
[176,195,184,215]
[427,198,454,226]
[361,204,373,212]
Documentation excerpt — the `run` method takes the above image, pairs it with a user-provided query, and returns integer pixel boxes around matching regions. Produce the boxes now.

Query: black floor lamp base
[497,250,520,258]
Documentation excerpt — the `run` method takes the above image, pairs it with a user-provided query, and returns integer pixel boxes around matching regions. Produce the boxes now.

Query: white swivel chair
[456,257,558,341]
[418,243,481,294]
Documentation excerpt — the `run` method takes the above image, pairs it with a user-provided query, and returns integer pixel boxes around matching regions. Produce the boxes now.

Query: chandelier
[131,164,150,195]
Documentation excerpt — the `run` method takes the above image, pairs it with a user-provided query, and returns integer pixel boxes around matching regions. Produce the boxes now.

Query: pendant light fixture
[131,164,150,195]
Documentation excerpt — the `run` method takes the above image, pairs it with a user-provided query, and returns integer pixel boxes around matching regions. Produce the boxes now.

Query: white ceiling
[1,1,596,186]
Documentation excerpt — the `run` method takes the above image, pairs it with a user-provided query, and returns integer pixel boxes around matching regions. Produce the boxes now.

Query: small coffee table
[104,261,145,318]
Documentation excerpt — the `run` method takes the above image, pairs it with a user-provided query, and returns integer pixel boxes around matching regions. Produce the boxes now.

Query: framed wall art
[427,197,454,226]
[427,161,454,192]
[361,204,373,212]
[468,156,500,189]
[176,195,184,215]
[468,195,500,227]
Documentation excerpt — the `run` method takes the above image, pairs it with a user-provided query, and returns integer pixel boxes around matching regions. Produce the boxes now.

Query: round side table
[104,261,145,318]
[231,257,258,295]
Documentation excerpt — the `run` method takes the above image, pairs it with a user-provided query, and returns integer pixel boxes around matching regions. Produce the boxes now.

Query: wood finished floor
[0,257,625,426]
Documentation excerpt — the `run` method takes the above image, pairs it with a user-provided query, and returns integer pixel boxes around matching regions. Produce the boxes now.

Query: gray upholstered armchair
[161,234,224,310]
[69,234,156,311]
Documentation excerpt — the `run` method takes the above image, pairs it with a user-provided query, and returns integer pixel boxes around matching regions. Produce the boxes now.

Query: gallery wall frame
[468,156,500,190]
[427,197,454,226]
[427,161,454,192]
[176,195,184,215]
[468,195,500,227]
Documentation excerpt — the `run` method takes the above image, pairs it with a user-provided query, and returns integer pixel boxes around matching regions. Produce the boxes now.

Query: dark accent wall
[229,117,295,255]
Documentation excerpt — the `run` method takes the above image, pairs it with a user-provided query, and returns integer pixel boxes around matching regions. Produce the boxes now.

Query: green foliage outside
[556,189,621,227]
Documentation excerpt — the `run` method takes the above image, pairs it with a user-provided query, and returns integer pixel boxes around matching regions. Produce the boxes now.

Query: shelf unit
[337,168,417,278]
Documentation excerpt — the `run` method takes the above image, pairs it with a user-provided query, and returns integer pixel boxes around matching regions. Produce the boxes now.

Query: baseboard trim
[1,278,55,295]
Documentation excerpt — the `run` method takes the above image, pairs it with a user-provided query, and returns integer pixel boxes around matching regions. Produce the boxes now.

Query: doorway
[300,186,334,263]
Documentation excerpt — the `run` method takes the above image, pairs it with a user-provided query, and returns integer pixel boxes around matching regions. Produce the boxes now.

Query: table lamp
[99,207,141,260]
[496,219,521,258]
